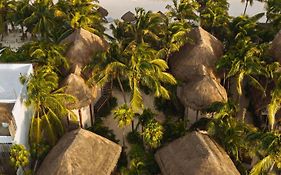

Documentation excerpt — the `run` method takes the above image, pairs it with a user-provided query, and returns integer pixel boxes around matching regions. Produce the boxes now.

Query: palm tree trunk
[243,0,249,15]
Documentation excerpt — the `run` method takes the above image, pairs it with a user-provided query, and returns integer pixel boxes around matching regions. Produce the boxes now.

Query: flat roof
[0,64,33,103]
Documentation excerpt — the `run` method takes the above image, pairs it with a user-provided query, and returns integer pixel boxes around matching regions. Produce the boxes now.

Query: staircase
[94,82,112,114]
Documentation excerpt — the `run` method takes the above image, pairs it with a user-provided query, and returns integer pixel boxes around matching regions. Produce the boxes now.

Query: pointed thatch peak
[61,73,97,109]
[61,28,109,70]
[270,29,281,63]
[97,6,109,17]
[169,27,223,82]
[36,129,122,175]
[121,11,136,22]
[177,75,227,110]
[155,131,240,175]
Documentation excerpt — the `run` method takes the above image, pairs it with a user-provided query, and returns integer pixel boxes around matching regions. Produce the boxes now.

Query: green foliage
[25,66,76,156]
[95,96,117,118]
[113,104,135,128]
[87,117,119,143]
[162,117,187,143]
[199,0,231,40]
[10,144,30,170]
[142,119,163,148]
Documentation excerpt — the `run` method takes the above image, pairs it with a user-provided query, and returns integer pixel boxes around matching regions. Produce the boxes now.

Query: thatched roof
[0,103,13,123]
[61,73,97,109]
[155,131,240,175]
[121,11,136,22]
[177,76,227,110]
[36,129,122,175]
[270,29,281,63]
[97,6,109,17]
[61,28,109,69]
[169,27,223,82]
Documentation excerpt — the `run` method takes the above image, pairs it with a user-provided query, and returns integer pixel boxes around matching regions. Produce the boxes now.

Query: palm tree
[248,131,281,175]
[142,119,163,149]
[222,38,266,101]
[241,0,266,15]
[23,0,56,40]
[0,0,16,40]
[166,0,199,23]
[26,41,69,71]
[24,66,75,150]
[13,0,32,40]
[93,43,177,111]
[111,8,164,47]
[199,0,231,39]
[55,0,105,36]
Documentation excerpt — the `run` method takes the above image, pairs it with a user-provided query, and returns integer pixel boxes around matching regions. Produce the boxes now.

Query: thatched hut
[177,76,227,111]
[61,28,108,71]
[155,131,240,175]
[36,129,122,175]
[61,73,100,128]
[169,27,223,82]
[270,29,281,63]
[121,11,136,22]
[97,6,109,17]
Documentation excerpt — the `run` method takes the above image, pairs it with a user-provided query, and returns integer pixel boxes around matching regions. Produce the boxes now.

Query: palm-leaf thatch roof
[0,103,13,123]
[61,28,109,69]
[169,27,223,82]
[36,129,122,175]
[155,131,240,175]
[97,6,109,17]
[177,76,227,110]
[61,73,97,109]
[270,29,281,63]
[121,11,136,22]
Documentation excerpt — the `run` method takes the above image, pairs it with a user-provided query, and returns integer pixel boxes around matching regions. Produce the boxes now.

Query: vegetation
[2,0,281,174]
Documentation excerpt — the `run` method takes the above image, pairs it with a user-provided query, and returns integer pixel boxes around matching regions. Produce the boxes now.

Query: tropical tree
[92,43,177,112]
[24,66,76,151]
[265,0,281,33]
[25,41,69,71]
[142,119,163,149]
[241,0,266,15]
[10,144,30,173]
[248,131,281,175]
[23,0,56,40]
[55,0,105,36]
[266,64,281,130]
[199,0,231,40]
[166,0,199,23]
[0,0,16,40]
[111,8,165,47]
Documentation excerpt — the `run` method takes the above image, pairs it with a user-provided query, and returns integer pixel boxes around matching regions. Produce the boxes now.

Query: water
[97,0,266,20]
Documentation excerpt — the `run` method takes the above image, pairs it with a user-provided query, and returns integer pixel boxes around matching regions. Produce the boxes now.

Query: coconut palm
[199,0,231,40]
[55,0,105,36]
[142,119,163,149]
[24,66,75,148]
[166,0,199,22]
[23,0,56,40]
[248,131,281,175]
[111,8,164,47]
[93,43,177,111]
[224,38,266,100]
[0,0,16,40]
[26,41,69,71]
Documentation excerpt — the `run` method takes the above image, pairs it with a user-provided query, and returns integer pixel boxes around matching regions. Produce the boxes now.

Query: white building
[0,64,33,147]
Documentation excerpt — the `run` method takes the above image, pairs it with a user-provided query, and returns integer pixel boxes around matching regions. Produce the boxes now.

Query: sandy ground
[102,88,165,152]
[0,31,31,50]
